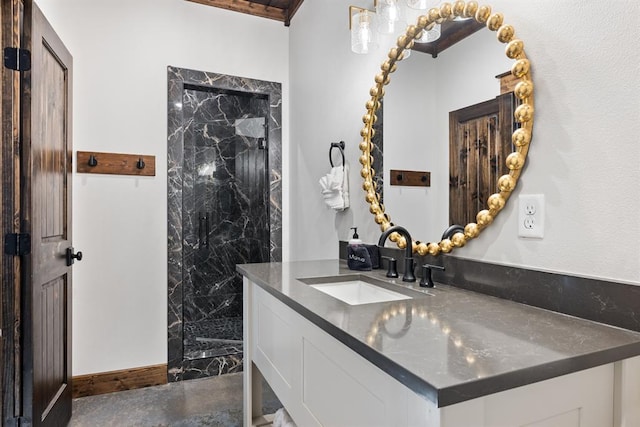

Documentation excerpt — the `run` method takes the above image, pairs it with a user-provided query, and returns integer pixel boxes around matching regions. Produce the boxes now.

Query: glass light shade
[351,10,379,54]
[404,5,421,26]
[414,23,441,43]
[376,0,402,35]
[406,0,429,9]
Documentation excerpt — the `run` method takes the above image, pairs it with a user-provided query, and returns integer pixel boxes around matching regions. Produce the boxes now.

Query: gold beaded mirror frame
[359,1,534,256]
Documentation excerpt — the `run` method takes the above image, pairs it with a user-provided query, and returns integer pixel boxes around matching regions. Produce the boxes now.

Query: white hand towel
[273,408,297,427]
[319,165,349,211]
[281,408,297,427]
[341,163,350,210]
[326,166,343,190]
[273,408,283,427]
[321,189,343,208]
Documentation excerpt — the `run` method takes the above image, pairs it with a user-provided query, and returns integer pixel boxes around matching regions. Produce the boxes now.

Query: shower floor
[183,317,243,360]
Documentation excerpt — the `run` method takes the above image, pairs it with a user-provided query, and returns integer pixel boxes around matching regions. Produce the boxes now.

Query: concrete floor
[70,373,280,426]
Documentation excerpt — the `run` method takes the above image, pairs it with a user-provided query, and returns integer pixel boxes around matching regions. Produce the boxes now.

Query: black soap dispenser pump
[349,227,362,245]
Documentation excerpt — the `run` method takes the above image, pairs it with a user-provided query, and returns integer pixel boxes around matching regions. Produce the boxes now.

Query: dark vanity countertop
[237,260,640,408]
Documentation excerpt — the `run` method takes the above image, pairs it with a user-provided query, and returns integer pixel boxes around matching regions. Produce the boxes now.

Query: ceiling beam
[186,0,287,23]
[284,0,304,26]
[412,20,484,57]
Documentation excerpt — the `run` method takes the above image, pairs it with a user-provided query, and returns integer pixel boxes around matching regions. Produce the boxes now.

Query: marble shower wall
[168,67,282,381]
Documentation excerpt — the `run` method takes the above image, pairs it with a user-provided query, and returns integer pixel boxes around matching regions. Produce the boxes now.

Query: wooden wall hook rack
[390,169,431,187]
[77,151,156,176]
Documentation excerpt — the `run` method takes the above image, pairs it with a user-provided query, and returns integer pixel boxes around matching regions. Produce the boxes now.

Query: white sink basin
[310,279,411,306]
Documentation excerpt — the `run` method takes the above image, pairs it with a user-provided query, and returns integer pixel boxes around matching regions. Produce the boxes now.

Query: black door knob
[66,247,83,266]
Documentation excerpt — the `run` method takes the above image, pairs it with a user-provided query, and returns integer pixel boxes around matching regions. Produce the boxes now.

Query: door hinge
[4,233,31,256]
[3,47,31,71]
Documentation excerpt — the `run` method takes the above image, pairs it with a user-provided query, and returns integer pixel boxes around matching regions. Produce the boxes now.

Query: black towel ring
[329,141,345,168]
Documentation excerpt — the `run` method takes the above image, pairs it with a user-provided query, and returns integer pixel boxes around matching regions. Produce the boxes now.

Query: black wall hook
[329,141,345,168]
[88,155,98,167]
[136,157,145,169]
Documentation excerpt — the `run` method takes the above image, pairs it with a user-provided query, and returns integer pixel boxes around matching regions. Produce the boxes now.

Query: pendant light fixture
[350,6,379,54]
[375,0,403,35]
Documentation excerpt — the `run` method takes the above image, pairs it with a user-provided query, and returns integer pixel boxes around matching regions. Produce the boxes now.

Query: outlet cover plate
[518,194,545,238]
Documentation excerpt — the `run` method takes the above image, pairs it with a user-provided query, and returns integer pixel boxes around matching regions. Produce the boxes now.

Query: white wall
[36,0,289,375]
[289,0,640,285]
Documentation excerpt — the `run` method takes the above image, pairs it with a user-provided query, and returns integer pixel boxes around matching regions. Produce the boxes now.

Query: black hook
[88,155,98,167]
[329,141,345,168]
[136,158,145,169]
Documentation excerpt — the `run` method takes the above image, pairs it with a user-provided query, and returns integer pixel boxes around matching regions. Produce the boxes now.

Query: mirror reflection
[383,27,513,242]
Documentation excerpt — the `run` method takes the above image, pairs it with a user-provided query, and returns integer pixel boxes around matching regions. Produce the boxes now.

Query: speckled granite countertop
[237,260,640,408]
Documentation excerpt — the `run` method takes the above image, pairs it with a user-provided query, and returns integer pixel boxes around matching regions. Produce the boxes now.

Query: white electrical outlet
[518,194,545,238]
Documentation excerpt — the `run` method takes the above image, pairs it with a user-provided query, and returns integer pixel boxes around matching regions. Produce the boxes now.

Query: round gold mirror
[359,1,534,256]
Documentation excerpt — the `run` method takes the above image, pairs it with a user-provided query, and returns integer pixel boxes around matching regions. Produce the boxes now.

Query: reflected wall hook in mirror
[390,169,430,187]
[329,141,345,168]
[88,155,98,167]
[136,158,145,169]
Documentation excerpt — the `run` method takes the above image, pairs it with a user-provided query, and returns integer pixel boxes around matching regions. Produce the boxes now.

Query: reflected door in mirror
[449,93,515,226]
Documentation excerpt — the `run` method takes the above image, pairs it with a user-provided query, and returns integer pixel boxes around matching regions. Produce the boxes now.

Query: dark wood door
[22,3,74,426]
[1,0,24,425]
[449,93,514,226]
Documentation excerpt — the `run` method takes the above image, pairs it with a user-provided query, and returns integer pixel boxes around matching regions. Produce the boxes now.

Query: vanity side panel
[524,410,580,427]
[439,398,485,427]
[482,363,614,427]
[256,301,295,387]
[250,282,299,421]
[407,388,443,426]
[243,278,259,426]
[614,355,640,427]
[439,364,614,427]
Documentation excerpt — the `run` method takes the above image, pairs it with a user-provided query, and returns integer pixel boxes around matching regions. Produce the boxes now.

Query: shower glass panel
[182,86,270,361]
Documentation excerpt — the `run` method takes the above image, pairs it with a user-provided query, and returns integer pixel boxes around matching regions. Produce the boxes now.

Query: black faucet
[378,225,416,282]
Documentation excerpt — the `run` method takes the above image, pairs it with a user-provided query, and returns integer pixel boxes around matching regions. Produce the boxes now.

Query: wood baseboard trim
[72,364,167,398]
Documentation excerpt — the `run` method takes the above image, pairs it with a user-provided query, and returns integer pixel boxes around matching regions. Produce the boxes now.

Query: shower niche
[168,67,282,381]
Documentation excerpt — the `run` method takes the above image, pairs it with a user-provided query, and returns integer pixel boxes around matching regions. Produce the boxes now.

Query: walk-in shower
[167,67,282,381]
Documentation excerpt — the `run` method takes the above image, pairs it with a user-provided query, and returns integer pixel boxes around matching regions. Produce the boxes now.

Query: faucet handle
[420,264,445,288]
[381,256,398,278]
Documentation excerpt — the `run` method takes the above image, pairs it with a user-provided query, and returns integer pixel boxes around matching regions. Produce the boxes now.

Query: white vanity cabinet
[243,278,640,427]
[244,279,421,427]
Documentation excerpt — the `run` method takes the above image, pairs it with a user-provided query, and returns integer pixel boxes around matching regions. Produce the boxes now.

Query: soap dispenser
[347,227,372,271]
[349,227,362,245]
